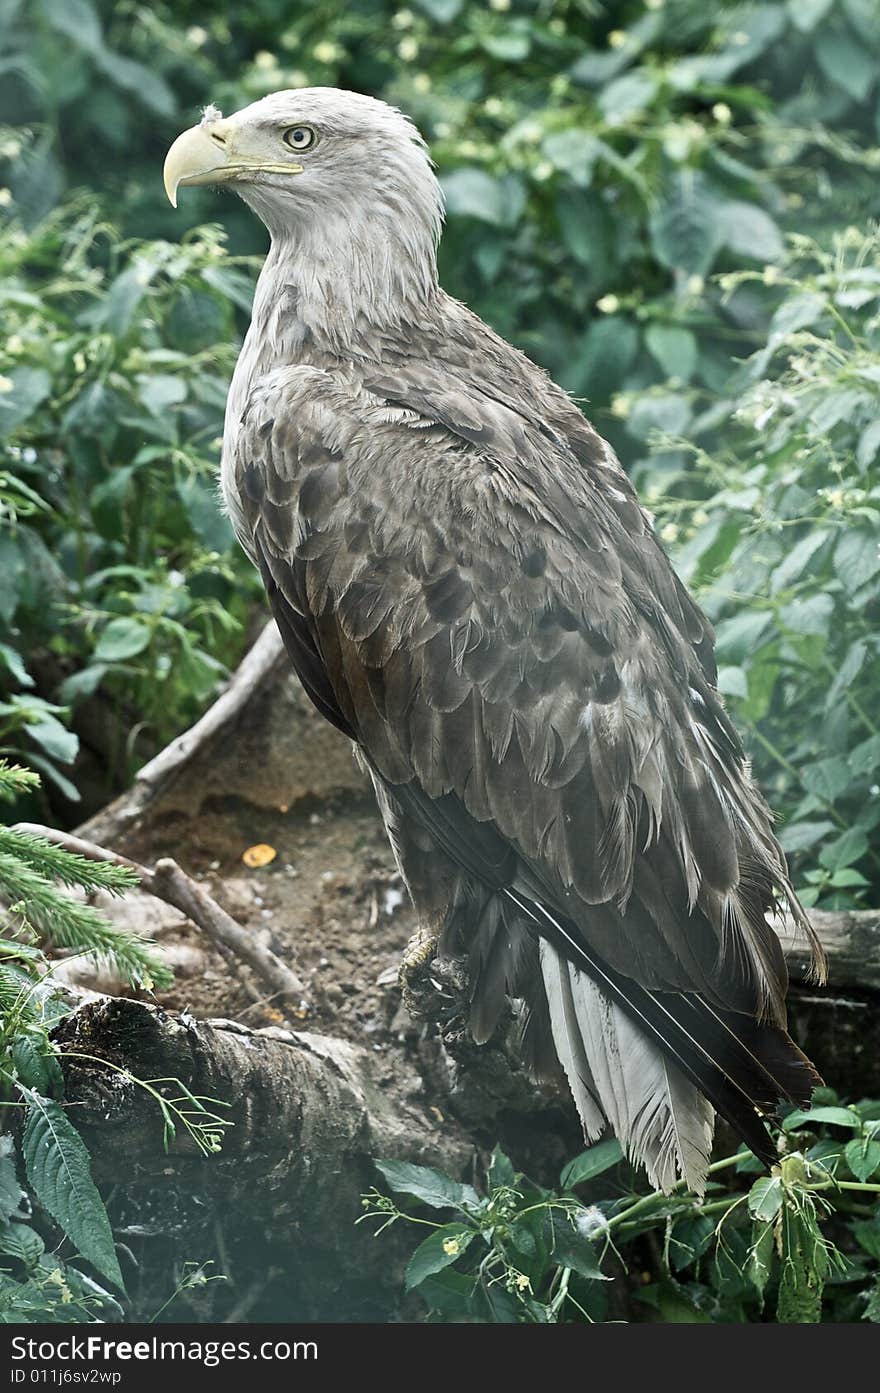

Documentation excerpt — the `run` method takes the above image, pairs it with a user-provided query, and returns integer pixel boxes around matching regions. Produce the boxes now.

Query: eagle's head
[164,87,443,258]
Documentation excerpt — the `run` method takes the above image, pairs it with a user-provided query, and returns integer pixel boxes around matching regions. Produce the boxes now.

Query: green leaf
[201,266,257,314]
[0,1220,44,1269]
[787,0,833,31]
[8,140,63,229]
[564,316,638,403]
[94,50,175,116]
[0,645,34,690]
[850,734,880,778]
[857,420,880,471]
[801,757,851,803]
[770,291,826,338]
[374,1160,479,1211]
[404,1225,475,1289]
[480,30,530,62]
[413,0,462,20]
[845,1137,880,1181]
[488,1146,516,1189]
[560,1138,623,1188]
[0,1148,25,1223]
[667,1215,715,1271]
[649,172,721,277]
[783,1106,860,1132]
[834,530,880,595]
[552,1224,606,1280]
[0,368,52,439]
[819,827,868,872]
[748,1176,782,1222]
[626,393,691,442]
[38,0,103,55]
[543,131,599,189]
[27,755,80,803]
[442,169,510,226]
[137,374,187,416]
[829,867,869,888]
[779,593,833,637]
[717,666,747,699]
[82,263,157,335]
[770,530,830,594]
[11,1038,64,1097]
[57,666,108,705]
[747,1220,775,1298]
[22,1096,124,1290]
[645,324,697,382]
[776,1203,824,1323]
[93,617,151,663]
[852,1218,880,1261]
[718,201,784,263]
[816,28,876,101]
[176,475,235,553]
[24,715,78,766]
[778,821,836,854]
[714,610,773,663]
[0,538,25,626]
[598,69,658,124]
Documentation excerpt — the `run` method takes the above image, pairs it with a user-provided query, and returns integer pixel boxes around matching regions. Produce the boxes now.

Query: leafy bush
[0,202,259,798]
[363,1098,880,1323]
[0,760,229,1321]
[630,228,880,908]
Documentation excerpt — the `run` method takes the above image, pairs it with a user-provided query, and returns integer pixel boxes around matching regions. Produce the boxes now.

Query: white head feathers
[214,88,444,340]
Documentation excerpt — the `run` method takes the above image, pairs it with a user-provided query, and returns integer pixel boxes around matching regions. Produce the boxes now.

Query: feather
[538,941,605,1138]
[540,941,714,1193]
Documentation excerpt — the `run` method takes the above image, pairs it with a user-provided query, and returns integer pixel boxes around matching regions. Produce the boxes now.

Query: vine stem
[54,1049,230,1156]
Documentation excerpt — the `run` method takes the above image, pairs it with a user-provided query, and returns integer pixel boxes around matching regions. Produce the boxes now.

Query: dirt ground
[67,660,422,1049]
[125,791,416,1045]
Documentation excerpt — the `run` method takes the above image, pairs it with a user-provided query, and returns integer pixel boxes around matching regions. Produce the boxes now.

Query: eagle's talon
[398,926,441,1020]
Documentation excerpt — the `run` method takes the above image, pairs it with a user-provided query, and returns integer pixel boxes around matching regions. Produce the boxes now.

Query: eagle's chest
[220,289,328,556]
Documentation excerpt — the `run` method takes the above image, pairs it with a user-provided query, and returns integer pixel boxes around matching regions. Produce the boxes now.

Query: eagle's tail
[509,890,820,1195]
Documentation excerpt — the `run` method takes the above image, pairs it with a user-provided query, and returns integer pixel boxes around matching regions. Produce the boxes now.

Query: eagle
[164,88,825,1193]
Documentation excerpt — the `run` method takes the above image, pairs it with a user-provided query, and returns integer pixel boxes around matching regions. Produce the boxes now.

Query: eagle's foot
[398,924,441,1019]
[398,926,468,1029]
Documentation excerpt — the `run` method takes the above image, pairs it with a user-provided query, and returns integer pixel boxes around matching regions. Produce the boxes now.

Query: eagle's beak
[164,118,304,207]
[164,123,232,208]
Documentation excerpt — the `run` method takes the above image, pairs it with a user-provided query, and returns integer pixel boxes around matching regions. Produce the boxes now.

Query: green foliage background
[1,0,879,906]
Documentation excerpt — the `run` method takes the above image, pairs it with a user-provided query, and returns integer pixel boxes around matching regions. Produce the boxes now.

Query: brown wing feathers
[235,362,823,1172]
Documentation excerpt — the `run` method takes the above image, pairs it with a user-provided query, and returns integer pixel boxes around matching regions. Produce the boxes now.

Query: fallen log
[54,998,469,1321]
[780,906,880,992]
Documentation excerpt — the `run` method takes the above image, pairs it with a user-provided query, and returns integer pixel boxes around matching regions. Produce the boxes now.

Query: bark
[780,907,880,991]
[54,998,469,1321]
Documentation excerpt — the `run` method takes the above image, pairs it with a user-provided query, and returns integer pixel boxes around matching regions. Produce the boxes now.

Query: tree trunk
[55,998,469,1321]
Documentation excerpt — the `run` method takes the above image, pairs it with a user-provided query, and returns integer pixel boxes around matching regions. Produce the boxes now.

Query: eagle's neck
[251,191,440,359]
[222,202,440,512]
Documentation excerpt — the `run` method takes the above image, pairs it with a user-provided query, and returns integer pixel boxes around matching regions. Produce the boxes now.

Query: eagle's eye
[283,125,316,152]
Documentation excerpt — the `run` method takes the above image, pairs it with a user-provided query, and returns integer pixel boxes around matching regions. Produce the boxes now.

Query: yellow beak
[163,120,304,207]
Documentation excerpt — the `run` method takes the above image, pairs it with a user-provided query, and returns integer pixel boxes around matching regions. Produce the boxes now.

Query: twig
[12,823,308,1009]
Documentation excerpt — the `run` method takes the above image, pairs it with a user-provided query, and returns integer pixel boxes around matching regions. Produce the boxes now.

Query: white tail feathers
[540,942,715,1195]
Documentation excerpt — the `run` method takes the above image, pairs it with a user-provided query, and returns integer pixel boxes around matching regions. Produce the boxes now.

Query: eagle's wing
[231,361,823,1187]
